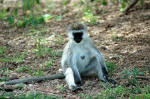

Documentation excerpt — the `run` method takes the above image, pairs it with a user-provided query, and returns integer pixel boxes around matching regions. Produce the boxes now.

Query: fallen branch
[124,0,139,15]
[5,73,65,85]
[136,76,150,81]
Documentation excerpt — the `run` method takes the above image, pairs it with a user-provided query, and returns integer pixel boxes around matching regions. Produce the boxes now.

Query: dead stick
[124,0,139,14]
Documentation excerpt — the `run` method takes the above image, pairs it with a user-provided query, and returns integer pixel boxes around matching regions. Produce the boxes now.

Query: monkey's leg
[82,56,116,84]
[81,57,106,79]
[80,57,97,76]
[64,67,81,91]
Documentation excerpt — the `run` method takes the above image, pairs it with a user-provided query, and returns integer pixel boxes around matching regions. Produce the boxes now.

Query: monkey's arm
[5,73,64,85]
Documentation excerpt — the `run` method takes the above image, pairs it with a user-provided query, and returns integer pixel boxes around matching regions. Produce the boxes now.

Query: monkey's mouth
[73,32,83,43]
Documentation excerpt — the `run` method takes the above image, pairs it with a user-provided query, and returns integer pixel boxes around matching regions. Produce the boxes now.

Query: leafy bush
[22,0,40,11]
[106,62,116,75]
[121,67,144,86]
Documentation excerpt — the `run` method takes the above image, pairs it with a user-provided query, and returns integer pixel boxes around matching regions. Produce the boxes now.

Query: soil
[0,0,150,98]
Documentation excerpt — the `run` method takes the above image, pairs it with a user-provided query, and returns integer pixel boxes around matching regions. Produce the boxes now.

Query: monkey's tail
[5,73,65,85]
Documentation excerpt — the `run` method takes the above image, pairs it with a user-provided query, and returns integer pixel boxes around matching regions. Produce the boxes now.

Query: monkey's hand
[70,85,83,92]
[104,75,117,85]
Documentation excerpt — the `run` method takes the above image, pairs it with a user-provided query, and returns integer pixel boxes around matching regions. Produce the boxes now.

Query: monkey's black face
[73,32,83,43]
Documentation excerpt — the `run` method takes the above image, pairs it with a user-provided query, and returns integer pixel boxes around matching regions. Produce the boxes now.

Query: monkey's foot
[70,85,82,92]
[101,75,117,85]
[107,79,117,84]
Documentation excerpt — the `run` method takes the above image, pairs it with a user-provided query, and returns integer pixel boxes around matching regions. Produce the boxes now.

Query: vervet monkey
[61,23,116,91]
[4,23,115,92]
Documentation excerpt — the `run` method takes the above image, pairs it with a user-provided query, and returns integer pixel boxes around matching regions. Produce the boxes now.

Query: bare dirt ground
[0,0,150,98]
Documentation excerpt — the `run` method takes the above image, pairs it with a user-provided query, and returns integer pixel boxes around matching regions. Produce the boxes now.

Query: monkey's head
[68,23,88,43]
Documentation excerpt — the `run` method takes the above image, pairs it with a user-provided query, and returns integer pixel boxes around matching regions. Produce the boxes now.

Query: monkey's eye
[73,32,83,43]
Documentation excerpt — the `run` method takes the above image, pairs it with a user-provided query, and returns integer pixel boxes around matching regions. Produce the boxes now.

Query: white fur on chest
[73,45,91,72]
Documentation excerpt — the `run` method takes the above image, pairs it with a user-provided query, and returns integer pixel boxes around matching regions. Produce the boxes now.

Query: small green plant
[82,10,98,25]
[16,66,28,73]
[55,15,63,21]
[79,94,100,99]
[25,92,58,99]
[106,62,116,75]
[22,0,40,11]
[0,9,7,20]
[45,59,53,69]
[3,69,11,77]
[7,16,15,25]
[57,85,66,92]
[119,0,129,12]
[101,0,107,5]
[36,38,43,56]
[26,65,34,75]
[55,35,65,45]
[55,51,63,57]
[42,14,53,22]
[0,92,59,99]
[0,46,6,57]
[100,83,128,98]
[12,52,26,63]
[29,30,56,57]
[6,14,45,28]
[62,0,70,6]
[121,67,144,86]
[0,52,26,63]
[35,67,44,76]
[0,67,9,82]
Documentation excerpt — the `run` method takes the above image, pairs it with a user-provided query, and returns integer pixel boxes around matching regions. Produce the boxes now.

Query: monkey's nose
[81,56,85,59]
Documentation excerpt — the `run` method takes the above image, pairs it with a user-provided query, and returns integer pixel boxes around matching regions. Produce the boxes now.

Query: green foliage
[140,0,144,6]
[36,38,43,56]
[22,0,40,11]
[13,8,18,16]
[101,83,129,98]
[120,0,128,12]
[35,42,55,57]
[82,10,98,25]
[0,46,6,57]
[16,66,28,73]
[101,0,107,5]
[26,66,34,75]
[0,9,7,20]
[0,92,59,99]
[79,94,100,99]
[62,0,69,6]
[55,35,65,45]
[5,14,45,28]
[12,52,26,63]
[0,52,26,63]
[42,14,53,21]
[45,59,53,69]
[106,62,116,75]
[19,15,44,27]
[29,30,53,57]
[7,16,15,24]
[121,67,144,86]
[0,67,9,81]
[57,85,66,92]
[55,51,63,57]
[18,65,43,76]
[3,69,11,77]
[35,67,44,76]
[55,15,63,21]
